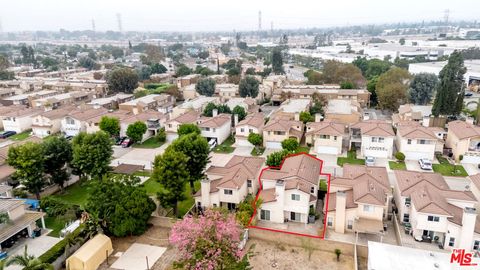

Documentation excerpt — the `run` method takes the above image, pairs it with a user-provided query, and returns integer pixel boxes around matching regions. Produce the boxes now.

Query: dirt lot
[246,239,355,270]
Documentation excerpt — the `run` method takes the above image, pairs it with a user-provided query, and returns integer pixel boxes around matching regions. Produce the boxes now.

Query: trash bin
[33,228,41,237]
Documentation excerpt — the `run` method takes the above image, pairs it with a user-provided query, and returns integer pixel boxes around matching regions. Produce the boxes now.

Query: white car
[208,139,217,150]
[365,156,375,166]
[418,158,433,170]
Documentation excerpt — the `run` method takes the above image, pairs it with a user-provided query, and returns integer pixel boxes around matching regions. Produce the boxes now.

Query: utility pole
[91,19,96,40]
[116,13,123,33]
[258,10,262,32]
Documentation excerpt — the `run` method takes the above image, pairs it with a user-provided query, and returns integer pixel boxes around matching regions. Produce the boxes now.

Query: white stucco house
[198,113,232,145]
[32,107,75,138]
[234,113,264,147]
[395,122,445,160]
[349,120,395,158]
[2,107,43,133]
[61,107,108,136]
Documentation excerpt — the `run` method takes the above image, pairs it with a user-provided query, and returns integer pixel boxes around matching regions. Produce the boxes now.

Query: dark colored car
[0,131,16,139]
[115,136,127,145]
[465,93,473,97]
[64,135,73,141]
[121,138,133,148]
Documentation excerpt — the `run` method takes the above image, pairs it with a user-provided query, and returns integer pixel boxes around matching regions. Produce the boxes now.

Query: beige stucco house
[263,117,304,149]
[305,120,346,155]
[396,122,445,160]
[445,120,480,163]
[164,110,201,141]
[235,113,265,147]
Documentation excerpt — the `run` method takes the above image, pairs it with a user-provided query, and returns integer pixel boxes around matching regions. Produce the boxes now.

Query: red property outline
[247,152,331,239]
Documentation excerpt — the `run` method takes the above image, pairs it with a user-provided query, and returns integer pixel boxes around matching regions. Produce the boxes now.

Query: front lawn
[44,216,66,237]
[295,146,310,154]
[337,150,365,167]
[432,163,468,177]
[10,130,31,141]
[389,161,406,170]
[212,136,235,153]
[143,178,200,217]
[251,147,265,156]
[133,137,164,149]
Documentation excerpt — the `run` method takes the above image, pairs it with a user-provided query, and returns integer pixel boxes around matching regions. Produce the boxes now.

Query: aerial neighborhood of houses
[1,14,480,270]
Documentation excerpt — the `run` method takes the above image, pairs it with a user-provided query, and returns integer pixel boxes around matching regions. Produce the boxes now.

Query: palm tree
[6,246,53,270]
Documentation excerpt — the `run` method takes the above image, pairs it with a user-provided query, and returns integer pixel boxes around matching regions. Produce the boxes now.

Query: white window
[224,189,233,195]
[405,197,411,205]
[371,137,378,142]
[363,205,374,212]
[319,135,330,139]
[347,220,353,230]
[403,214,410,223]
[213,128,216,132]
[240,128,245,132]
[427,216,440,222]
[247,180,252,188]
[449,237,455,247]
[418,139,427,145]
[291,194,300,201]
[473,240,480,251]
[290,212,301,221]
[205,127,210,131]
[327,217,333,227]
[310,187,315,194]
[66,117,75,125]
[260,209,270,220]
[378,137,384,143]
[407,139,412,144]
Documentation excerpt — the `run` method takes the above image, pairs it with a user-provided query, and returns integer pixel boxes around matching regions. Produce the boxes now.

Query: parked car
[208,139,217,150]
[419,158,433,170]
[115,136,127,145]
[64,135,73,141]
[365,156,376,166]
[0,131,16,139]
[121,138,133,148]
[465,92,473,97]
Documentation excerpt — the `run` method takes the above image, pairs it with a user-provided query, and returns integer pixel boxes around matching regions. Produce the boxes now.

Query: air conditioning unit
[405,203,411,207]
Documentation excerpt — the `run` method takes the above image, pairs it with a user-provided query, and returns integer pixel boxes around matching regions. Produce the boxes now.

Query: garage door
[266,141,282,149]
[315,146,338,155]
[462,155,480,164]
[404,151,431,160]
[236,138,252,147]
[364,148,388,158]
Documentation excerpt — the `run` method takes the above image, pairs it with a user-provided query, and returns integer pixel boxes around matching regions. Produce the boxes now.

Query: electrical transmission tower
[91,19,96,32]
[258,11,262,32]
[116,13,123,32]
[443,9,450,25]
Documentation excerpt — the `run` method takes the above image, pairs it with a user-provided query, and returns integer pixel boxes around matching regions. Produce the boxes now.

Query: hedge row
[39,224,85,264]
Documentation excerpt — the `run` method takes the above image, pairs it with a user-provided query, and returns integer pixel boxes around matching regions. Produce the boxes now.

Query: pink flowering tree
[169,209,243,270]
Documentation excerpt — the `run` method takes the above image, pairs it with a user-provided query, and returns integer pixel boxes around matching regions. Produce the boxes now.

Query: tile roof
[167,110,200,124]
[261,154,321,186]
[396,122,441,140]
[306,120,346,136]
[67,107,109,121]
[350,120,395,137]
[326,190,357,211]
[3,107,43,118]
[447,120,480,140]
[198,114,231,128]
[236,113,264,129]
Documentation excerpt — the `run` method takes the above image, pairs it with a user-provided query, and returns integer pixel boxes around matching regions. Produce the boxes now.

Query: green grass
[9,130,31,141]
[44,216,66,237]
[295,146,310,154]
[133,171,152,177]
[133,137,164,149]
[337,150,365,167]
[212,136,235,153]
[251,147,265,156]
[389,161,407,170]
[143,178,200,217]
[50,181,92,208]
[432,163,468,177]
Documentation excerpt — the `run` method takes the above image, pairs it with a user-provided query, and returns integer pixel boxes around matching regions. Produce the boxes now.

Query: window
[213,203,217,207]
[311,187,315,194]
[378,137,384,143]
[247,180,252,188]
[274,131,286,135]
[168,124,172,128]
[290,212,301,221]
[363,205,374,212]
[333,136,337,141]
[319,135,330,139]
[347,220,353,230]
[241,128,245,132]
[407,139,412,144]
[224,189,233,195]
[66,117,75,125]
[249,129,253,133]
[291,194,300,201]
[260,209,270,220]
[418,139,427,145]
[428,216,440,222]
[371,137,378,142]
[327,217,333,227]
[473,240,480,251]
[449,237,455,247]
[403,214,410,223]
[205,127,210,131]
[212,128,216,132]
[405,197,411,206]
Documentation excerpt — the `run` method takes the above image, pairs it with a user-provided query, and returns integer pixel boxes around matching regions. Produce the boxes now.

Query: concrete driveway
[405,160,425,172]
[232,146,254,157]
[462,163,480,176]
[111,142,171,170]
[111,243,166,270]
[6,233,61,270]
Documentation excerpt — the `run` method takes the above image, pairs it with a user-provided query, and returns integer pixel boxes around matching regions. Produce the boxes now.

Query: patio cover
[354,218,384,235]
[66,234,113,270]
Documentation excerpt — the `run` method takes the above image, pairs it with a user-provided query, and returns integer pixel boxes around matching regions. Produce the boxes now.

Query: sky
[0,0,479,32]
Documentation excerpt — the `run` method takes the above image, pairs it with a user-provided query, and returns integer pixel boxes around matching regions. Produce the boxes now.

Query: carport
[354,218,385,243]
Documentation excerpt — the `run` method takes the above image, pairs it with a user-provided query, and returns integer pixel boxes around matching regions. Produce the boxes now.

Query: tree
[168,133,210,193]
[375,67,411,111]
[41,57,59,70]
[395,152,405,162]
[169,209,242,269]
[309,101,324,116]
[175,64,192,77]
[248,133,263,151]
[195,78,216,97]
[334,249,342,262]
[136,65,153,81]
[266,150,291,167]
[304,70,323,85]
[150,63,167,74]
[43,137,72,191]
[409,73,438,105]
[320,60,365,87]
[239,76,259,98]
[232,105,247,121]
[78,57,97,70]
[99,116,120,137]
[340,81,354,89]
[299,111,315,123]
[152,149,189,215]
[110,47,124,59]
[107,68,139,94]
[245,67,256,75]
[71,132,113,179]
[126,121,147,143]
[6,246,53,270]
[367,76,379,106]
[85,174,156,237]
[399,38,406,45]
[282,138,299,151]
[7,142,46,200]
[177,123,200,136]
[432,51,467,116]
[203,102,218,117]
[0,54,14,81]
[145,44,164,64]
[272,48,284,74]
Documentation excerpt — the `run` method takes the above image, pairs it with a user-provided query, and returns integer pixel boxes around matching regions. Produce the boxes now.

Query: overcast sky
[1,0,479,32]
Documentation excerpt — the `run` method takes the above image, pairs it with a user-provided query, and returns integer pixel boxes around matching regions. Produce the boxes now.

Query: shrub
[155,128,166,143]
[266,150,291,167]
[395,152,405,162]
[39,224,85,264]
[281,138,299,151]
[40,196,70,217]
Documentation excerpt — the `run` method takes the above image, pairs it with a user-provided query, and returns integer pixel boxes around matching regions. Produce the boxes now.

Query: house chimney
[275,180,285,223]
[335,191,347,233]
[212,109,218,117]
[315,113,322,122]
[234,114,239,126]
[458,207,477,250]
[200,178,211,208]
[294,112,300,121]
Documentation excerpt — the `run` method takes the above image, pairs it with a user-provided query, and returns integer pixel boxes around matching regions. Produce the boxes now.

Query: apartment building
[31,91,93,109]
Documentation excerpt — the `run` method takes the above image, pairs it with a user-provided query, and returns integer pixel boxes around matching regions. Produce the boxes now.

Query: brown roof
[38,106,76,120]
[167,110,200,124]
[0,105,27,116]
[469,173,480,191]
[396,123,441,140]
[262,154,320,186]
[306,120,346,136]
[326,190,357,211]
[123,110,167,125]
[260,188,277,203]
[67,107,108,121]
[236,113,264,129]
[447,120,480,140]
[198,114,231,128]
[3,107,43,118]
[264,118,303,132]
[350,120,394,137]
[113,164,145,174]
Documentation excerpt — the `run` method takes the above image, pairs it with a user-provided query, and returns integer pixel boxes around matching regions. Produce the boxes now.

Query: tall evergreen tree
[432,51,467,116]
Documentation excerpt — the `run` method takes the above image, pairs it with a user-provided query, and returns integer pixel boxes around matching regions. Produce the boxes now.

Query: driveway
[405,160,424,172]
[232,146,254,157]
[111,142,171,170]
[462,163,480,176]
[6,233,61,270]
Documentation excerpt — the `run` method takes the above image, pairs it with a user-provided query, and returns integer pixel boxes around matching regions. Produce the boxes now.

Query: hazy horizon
[1,0,479,32]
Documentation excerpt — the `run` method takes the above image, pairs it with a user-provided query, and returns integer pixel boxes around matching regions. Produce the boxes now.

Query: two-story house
[165,110,201,141]
[396,122,445,160]
[325,165,391,236]
[392,104,433,127]
[235,113,265,147]
[198,113,232,145]
[394,170,480,251]
[171,96,219,118]
[32,107,75,138]
[118,94,175,114]
[31,91,93,109]
[87,93,134,110]
[61,107,108,136]
[445,120,480,163]
[257,154,320,224]
[263,117,304,149]
[350,120,395,158]
[2,107,43,133]
[194,155,265,210]
[324,99,363,125]
[305,120,346,155]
